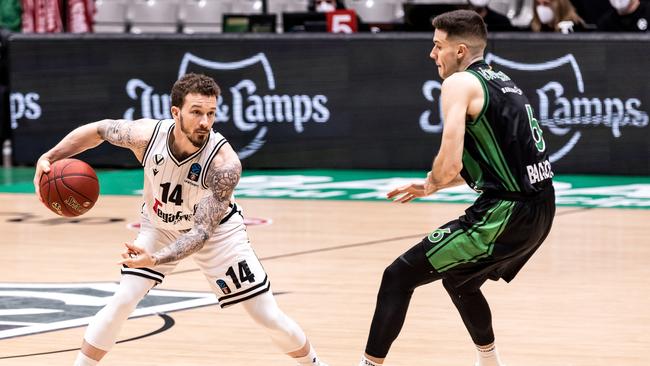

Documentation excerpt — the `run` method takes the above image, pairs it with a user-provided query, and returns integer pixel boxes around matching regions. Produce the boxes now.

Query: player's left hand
[117,242,155,268]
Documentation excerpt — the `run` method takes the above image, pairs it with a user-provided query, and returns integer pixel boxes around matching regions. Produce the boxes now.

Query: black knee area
[379,257,416,296]
[365,259,417,359]
[365,242,443,358]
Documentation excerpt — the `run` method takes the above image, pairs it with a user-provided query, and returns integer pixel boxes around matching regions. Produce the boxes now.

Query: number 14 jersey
[141,119,229,231]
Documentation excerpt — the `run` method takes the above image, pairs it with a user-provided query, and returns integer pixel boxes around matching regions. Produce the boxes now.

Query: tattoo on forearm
[98,120,148,150]
[152,159,242,266]
[152,228,209,265]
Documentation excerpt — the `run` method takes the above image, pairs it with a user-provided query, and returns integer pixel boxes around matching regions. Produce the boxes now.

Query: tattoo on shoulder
[206,160,242,200]
[98,120,149,151]
[195,159,241,233]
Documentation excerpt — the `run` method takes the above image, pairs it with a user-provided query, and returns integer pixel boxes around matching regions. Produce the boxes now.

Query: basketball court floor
[1,168,649,365]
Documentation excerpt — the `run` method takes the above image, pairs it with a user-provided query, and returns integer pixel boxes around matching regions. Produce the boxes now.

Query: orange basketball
[39,158,100,217]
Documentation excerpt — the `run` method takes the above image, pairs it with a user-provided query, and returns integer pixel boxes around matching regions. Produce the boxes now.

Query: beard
[179,114,210,148]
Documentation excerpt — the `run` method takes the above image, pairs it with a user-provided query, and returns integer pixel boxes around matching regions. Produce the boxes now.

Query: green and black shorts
[423,187,555,291]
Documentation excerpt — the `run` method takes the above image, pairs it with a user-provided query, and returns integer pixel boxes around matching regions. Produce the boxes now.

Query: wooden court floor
[0,193,649,365]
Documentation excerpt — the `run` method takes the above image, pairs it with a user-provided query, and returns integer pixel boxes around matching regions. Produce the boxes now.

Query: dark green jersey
[461,60,553,194]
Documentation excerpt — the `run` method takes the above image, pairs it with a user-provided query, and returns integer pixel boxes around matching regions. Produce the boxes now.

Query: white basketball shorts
[122,203,270,308]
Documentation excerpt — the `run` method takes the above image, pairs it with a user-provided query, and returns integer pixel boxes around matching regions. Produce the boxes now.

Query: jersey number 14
[159,183,183,205]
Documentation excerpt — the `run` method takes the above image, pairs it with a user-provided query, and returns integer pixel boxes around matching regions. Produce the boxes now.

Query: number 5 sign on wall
[327,9,358,33]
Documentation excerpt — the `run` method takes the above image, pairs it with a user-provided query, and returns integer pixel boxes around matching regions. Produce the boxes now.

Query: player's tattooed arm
[97,119,157,162]
[151,151,242,265]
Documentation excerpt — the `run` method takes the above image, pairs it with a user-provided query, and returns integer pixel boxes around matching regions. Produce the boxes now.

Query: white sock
[74,352,99,366]
[359,355,382,366]
[476,344,503,366]
[296,345,319,365]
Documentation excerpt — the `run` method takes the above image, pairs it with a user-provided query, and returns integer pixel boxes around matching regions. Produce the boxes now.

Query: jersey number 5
[525,104,546,152]
[160,183,183,205]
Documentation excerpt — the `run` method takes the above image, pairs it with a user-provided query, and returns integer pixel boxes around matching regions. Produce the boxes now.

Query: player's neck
[169,129,199,161]
[463,55,484,71]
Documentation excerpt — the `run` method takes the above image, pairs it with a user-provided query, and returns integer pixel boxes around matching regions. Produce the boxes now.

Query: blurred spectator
[66,0,95,33]
[597,0,649,32]
[21,0,64,33]
[308,0,345,12]
[466,0,519,31]
[0,0,21,31]
[308,0,371,32]
[531,0,587,33]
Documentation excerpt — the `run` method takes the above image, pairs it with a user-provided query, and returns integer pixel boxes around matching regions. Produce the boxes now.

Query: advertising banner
[8,34,650,174]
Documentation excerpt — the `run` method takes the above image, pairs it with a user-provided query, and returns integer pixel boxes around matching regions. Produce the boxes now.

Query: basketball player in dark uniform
[358,10,555,366]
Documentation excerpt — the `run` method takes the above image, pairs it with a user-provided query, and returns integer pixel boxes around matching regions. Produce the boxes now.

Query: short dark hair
[432,10,487,43]
[171,73,220,108]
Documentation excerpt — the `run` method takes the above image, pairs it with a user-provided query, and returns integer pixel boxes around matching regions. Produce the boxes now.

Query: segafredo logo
[420,53,648,162]
[124,52,330,159]
[0,282,218,340]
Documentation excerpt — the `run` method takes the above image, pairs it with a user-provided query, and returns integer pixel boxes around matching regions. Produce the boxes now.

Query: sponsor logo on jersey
[152,198,194,224]
[123,53,330,160]
[154,154,165,166]
[0,282,218,340]
[153,168,159,176]
[420,53,648,163]
[216,279,231,295]
[186,163,201,182]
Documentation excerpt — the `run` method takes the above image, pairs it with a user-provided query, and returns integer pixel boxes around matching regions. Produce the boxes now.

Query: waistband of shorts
[481,186,554,202]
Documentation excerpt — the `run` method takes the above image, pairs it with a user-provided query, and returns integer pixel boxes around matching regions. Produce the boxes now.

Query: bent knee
[379,259,412,293]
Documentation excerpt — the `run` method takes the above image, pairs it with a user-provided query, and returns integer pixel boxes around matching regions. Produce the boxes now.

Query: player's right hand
[118,242,156,268]
[387,182,428,203]
[33,156,52,203]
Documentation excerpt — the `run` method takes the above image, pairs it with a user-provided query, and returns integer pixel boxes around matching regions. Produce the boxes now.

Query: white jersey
[141,119,229,231]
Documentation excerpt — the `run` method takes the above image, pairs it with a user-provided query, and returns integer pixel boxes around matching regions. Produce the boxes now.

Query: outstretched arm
[33,118,157,201]
[119,144,242,267]
[38,118,156,164]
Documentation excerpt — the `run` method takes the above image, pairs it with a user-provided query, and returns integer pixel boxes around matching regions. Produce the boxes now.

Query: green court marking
[3,167,650,209]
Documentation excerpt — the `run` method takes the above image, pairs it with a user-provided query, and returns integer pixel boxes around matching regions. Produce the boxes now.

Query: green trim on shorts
[426,199,515,272]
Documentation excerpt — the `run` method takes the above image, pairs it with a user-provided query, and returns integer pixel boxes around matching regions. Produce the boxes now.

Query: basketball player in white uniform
[33,73,328,366]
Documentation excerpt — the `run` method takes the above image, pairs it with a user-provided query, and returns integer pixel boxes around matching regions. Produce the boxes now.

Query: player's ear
[171,106,181,120]
[457,43,468,59]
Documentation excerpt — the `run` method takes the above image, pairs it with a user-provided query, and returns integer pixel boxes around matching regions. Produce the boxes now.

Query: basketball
[39,158,100,217]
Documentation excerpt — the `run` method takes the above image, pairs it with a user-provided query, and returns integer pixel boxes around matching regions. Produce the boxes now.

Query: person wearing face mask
[467,0,519,31]
[598,0,650,31]
[531,0,587,32]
